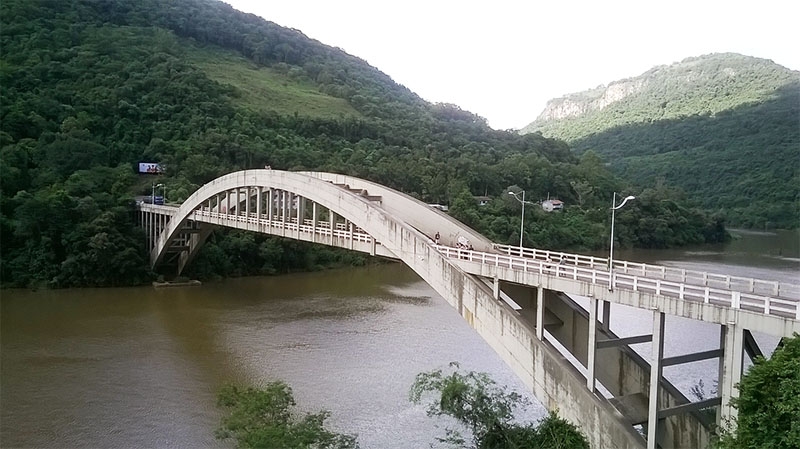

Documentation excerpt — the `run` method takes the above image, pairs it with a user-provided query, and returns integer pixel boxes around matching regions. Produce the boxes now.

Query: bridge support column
[256,187,262,228]
[226,190,231,215]
[647,310,666,449]
[245,187,250,223]
[493,276,500,300]
[587,295,597,392]
[329,211,335,245]
[312,202,317,244]
[282,191,288,237]
[719,322,743,428]
[348,221,354,250]
[297,195,305,239]
[602,300,611,332]
[536,285,544,341]
[267,189,274,226]
[149,211,155,249]
[236,188,241,217]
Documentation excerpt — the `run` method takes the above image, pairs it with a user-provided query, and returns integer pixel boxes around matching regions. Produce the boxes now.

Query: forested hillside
[521,54,800,228]
[0,0,728,288]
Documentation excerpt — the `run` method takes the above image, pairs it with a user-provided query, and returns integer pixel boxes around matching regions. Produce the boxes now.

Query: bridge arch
[151,169,470,269]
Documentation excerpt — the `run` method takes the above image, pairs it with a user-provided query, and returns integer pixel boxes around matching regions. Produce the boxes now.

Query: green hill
[521,53,800,228]
[0,0,730,288]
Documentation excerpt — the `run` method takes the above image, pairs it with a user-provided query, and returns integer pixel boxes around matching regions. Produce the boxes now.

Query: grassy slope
[185,44,362,120]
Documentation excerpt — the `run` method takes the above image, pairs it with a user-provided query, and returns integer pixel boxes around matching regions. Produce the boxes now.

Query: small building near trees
[542,199,564,212]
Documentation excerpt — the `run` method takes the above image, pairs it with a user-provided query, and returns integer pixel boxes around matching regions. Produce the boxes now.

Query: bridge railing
[494,244,800,300]
[190,210,373,244]
[441,246,800,320]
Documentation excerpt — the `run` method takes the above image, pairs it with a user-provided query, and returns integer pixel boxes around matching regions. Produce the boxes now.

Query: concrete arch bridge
[138,169,800,449]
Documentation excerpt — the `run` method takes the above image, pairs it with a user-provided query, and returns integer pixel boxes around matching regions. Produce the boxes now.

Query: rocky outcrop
[536,78,648,122]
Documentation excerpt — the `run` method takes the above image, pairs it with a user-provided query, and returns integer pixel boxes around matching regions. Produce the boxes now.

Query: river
[1,229,797,448]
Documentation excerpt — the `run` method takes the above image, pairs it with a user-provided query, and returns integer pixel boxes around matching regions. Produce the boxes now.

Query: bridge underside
[138,170,798,449]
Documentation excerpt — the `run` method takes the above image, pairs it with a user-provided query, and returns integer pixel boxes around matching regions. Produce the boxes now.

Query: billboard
[138,162,164,174]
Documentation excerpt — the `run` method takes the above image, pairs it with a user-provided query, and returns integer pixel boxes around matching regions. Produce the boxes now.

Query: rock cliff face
[536,78,647,122]
[521,53,798,137]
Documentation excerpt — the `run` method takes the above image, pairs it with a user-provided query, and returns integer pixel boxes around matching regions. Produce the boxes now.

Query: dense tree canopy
[1,0,730,288]
[409,362,589,449]
[716,334,800,449]
[216,382,359,449]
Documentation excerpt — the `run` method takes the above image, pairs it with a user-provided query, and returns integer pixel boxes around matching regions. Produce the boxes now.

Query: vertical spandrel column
[256,187,262,224]
[296,195,304,239]
[329,210,336,245]
[312,202,318,243]
[719,323,743,428]
[647,310,665,449]
[587,295,598,392]
[267,189,274,225]
[236,188,241,218]
[602,300,611,332]
[245,187,250,221]
[536,285,545,341]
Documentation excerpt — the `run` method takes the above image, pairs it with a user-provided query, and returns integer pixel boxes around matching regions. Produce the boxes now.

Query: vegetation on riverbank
[216,363,588,449]
[215,336,800,449]
[410,363,589,448]
[1,0,729,288]
[216,382,359,449]
[714,333,800,449]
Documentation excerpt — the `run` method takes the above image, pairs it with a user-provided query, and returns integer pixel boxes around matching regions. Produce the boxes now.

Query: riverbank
[153,280,202,288]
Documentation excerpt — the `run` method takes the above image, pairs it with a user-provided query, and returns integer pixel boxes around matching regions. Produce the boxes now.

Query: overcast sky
[225,0,799,130]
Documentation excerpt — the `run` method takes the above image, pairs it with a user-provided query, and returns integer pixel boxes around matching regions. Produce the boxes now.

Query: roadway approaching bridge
[138,170,800,449]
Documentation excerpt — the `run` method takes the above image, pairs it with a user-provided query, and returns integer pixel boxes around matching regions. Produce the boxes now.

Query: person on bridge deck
[435,232,440,244]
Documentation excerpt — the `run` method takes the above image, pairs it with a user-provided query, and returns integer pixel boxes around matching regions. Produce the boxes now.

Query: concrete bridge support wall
[496,282,712,448]
[393,229,646,449]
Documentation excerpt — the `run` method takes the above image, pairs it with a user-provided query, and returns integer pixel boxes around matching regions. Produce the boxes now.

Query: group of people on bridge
[430,231,474,251]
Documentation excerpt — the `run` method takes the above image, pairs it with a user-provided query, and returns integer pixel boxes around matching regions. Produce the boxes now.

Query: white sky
[225,0,799,130]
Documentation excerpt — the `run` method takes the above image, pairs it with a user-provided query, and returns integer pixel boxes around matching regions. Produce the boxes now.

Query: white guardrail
[158,206,799,320]
[441,245,800,320]
[493,244,800,300]
[191,210,373,243]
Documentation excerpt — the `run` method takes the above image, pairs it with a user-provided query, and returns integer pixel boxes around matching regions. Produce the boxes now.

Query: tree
[715,333,800,449]
[216,382,359,449]
[409,362,588,449]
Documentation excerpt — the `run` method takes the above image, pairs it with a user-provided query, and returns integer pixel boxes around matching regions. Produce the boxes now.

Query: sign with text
[138,162,164,174]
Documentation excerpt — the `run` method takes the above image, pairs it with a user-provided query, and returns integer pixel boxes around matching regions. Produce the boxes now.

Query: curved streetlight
[152,183,164,204]
[609,192,636,290]
[509,190,534,252]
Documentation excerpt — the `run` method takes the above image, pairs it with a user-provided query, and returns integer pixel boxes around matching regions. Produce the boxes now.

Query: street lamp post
[508,190,531,253]
[609,192,636,290]
[152,183,164,204]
